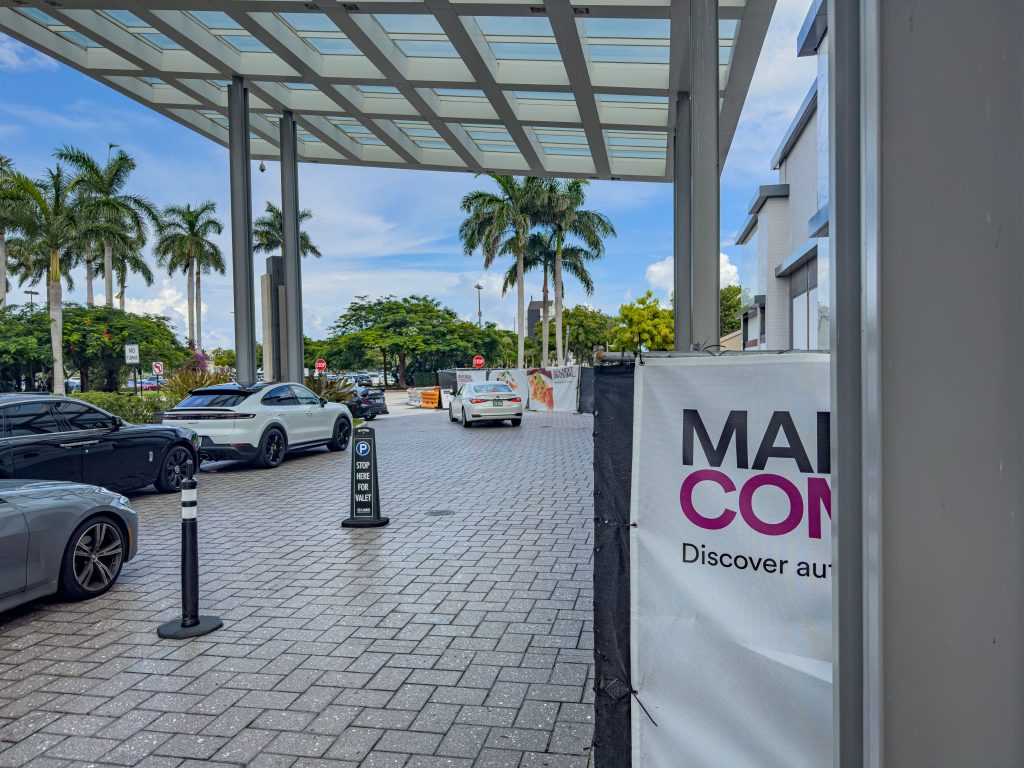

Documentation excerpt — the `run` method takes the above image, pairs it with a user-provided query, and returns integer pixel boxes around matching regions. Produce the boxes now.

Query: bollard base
[342,517,390,528]
[157,615,223,640]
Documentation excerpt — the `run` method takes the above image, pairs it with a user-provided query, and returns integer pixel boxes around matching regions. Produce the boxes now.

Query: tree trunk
[85,247,94,308]
[397,352,408,388]
[48,249,65,396]
[554,231,564,365]
[541,265,550,365]
[186,247,196,348]
[119,274,126,311]
[516,239,525,369]
[381,349,388,387]
[195,267,202,353]
[80,367,89,393]
[103,240,113,308]
[0,229,6,310]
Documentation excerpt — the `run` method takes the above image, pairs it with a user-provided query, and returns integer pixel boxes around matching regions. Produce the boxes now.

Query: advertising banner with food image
[455,369,488,389]
[526,366,581,412]
[489,369,531,404]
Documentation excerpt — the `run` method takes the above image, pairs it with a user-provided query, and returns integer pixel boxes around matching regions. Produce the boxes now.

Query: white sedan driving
[163,382,353,468]
[449,382,523,427]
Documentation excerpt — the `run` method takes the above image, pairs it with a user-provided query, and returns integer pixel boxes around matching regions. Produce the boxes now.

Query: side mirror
[319,397,327,407]
[109,417,122,431]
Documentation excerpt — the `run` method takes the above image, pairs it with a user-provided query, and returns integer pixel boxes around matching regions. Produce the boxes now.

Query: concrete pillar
[835,2,1024,765]
[674,0,720,351]
[228,76,256,387]
[280,111,304,383]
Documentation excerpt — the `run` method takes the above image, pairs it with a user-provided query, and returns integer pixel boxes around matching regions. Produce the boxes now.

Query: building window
[789,259,818,350]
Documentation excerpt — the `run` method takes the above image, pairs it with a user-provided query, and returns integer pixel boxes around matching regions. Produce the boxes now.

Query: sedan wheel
[155,445,194,493]
[60,517,125,600]
[461,408,472,428]
[449,405,458,422]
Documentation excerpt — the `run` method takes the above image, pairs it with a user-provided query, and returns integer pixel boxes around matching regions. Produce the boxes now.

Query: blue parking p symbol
[355,441,370,457]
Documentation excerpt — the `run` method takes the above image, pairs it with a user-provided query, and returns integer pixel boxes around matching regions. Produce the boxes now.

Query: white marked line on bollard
[181,507,197,520]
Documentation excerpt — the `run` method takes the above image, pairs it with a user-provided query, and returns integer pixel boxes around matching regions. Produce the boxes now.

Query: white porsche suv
[163,382,353,468]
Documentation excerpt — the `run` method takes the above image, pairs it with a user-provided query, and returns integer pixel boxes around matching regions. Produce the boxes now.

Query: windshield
[473,383,513,394]
[176,393,248,408]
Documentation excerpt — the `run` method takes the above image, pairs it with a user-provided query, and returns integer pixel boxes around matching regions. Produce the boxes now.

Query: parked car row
[0,379,358,616]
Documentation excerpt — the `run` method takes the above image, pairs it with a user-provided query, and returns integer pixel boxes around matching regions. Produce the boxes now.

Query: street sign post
[472,355,485,369]
[125,344,140,365]
[315,358,327,373]
[343,426,389,528]
[152,361,164,376]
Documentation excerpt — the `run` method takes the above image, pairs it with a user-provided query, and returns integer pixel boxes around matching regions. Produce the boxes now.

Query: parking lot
[0,405,595,767]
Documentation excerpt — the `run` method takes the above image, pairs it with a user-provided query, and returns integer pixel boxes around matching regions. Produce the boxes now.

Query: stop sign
[472,355,485,369]
[315,359,327,372]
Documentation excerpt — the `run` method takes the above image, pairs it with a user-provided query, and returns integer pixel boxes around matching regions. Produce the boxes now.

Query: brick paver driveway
[0,407,595,767]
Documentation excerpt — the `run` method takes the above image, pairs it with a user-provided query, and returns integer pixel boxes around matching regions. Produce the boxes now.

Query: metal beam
[673,92,691,351]
[279,111,305,384]
[229,76,257,388]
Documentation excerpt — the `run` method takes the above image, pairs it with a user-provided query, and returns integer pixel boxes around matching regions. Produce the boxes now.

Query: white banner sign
[526,366,580,412]
[455,370,487,388]
[489,369,530,402]
[630,355,832,767]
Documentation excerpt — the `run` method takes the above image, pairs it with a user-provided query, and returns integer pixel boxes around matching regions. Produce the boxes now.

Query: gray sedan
[0,479,139,614]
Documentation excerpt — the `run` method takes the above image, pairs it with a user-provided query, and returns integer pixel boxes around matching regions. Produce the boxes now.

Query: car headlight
[114,494,132,509]
[188,431,201,447]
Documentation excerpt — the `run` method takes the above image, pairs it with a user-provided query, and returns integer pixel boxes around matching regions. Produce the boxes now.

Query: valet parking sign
[630,355,832,767]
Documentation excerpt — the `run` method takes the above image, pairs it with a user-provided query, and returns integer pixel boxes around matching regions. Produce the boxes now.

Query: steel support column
[229,76,256,387]
[674,0,720,351]
[828,1,863,765]
[280,111,304,383]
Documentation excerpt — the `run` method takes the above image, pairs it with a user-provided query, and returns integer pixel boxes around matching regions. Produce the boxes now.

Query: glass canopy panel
[187,11,242,31]
[394,40,460,58]
[535,128,591,157]
[220,35,271,53]
[279,12,339,33]
[434,88,487,99]
[606,129,668,159]
[102,10,148,29]
[359,85,401,94]
[18,8,60,26]
[464,124,517,153]
[307,37,360,55]
[61,30,101,48]
[138,33,183,51]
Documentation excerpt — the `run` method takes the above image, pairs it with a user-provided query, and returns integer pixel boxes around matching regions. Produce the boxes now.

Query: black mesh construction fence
[592,363,636,767]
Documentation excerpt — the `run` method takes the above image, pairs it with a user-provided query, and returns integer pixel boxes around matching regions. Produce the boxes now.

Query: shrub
[304,375,354,403]
[161,368,231,406]
[411,371,438,388]
[73,391,173,424]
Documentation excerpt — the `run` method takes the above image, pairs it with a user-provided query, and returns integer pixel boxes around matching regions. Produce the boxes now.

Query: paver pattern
[0,408,595,767]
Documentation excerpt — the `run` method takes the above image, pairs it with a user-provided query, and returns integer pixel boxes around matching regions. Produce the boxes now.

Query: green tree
[55,144,158,308]
[61,305,188,391]
[98,226,154,311]
[0,305,50,390]
[1,166,117,395]
[253,202,321,259]
[720,284,742,336]
[500,232,596,365]
[155,201,223,350]
[536,304,613,364]
[459,175,545,369]
[535,179,615,364]
[610,291,674,352]
[0,153,20,309]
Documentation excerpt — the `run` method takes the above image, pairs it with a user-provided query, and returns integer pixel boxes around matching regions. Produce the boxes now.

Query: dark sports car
[344,387,389,420]
[0,394,200,493]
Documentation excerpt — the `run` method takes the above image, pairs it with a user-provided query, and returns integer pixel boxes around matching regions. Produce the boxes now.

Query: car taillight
[165,412,254,420]
[509,397,522,403]
[470,398,486,404]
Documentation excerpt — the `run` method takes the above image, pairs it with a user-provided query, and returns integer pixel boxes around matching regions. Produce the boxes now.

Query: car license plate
[492,400,503,407]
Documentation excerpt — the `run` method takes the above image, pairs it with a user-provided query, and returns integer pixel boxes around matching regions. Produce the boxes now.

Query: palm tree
[155,202,223,349]
[0,153,19,309]
[253,202,321,259]
[106,231,154,311]
[500,232,596,364]
[459,175,545,369]
[55,144,158,308]
[536,179,615,364]
[193,236,226,353]
[1,167,113,395]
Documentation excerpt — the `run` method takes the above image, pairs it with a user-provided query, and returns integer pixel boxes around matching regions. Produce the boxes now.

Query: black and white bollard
[157,459,223,639]
[343,426,389,528]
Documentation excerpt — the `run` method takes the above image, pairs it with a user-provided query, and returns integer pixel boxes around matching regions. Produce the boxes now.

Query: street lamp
[474,283,483,327]
[25,290,39,312]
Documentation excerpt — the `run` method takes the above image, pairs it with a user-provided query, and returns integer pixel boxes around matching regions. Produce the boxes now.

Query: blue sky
[0,0,815,348]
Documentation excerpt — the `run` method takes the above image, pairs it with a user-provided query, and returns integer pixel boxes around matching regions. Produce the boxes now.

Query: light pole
[25,290,39,312]
[474,283,483,327]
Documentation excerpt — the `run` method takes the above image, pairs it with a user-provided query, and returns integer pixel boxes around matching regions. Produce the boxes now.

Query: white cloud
[123,280,190,335]
[645,252,739,295]
[0,35,58,73]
